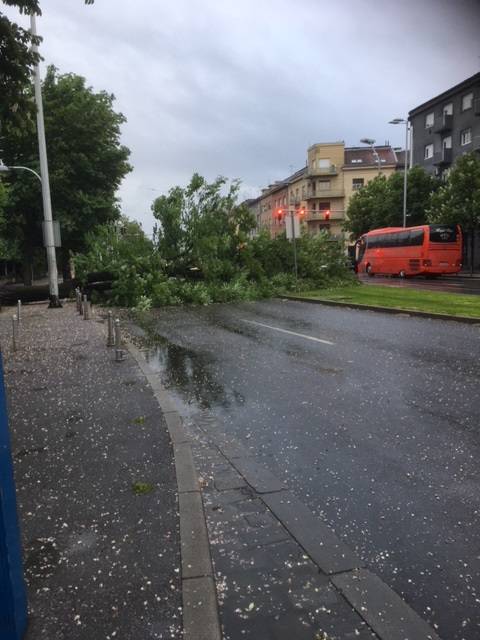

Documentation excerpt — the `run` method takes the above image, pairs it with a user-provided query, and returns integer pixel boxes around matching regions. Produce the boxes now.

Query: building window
[352,178,364,191]
[462,92,473,111]
[443,103,453,115]
[311,202,316,211]
[318,180,330,191]
[424,143,434,159]
[425,112,434,128]
[443,136,452,149]
[283,196,286,205]
[318,202,330,211]
[318,159,330,169]
[460,128,472,145]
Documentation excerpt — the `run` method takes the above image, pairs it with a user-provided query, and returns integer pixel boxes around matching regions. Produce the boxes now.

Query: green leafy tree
[152,174,255,280]
[1,1,40,126]
[344,175,390,238]
[345,167,437,239]
[1,1,94,126]
[428,153,480,273]
[1,65,131,282]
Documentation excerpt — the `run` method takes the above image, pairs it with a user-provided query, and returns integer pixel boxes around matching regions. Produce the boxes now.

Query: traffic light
[324,210,330,221]
[276,208,284,220]
[299,208,306,218]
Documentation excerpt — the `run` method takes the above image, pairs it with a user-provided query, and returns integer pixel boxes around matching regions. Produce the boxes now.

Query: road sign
[286,213,300,240]
[0,350,28,640]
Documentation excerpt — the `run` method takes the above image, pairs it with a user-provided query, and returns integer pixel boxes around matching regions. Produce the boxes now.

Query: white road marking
[241,319,334,345]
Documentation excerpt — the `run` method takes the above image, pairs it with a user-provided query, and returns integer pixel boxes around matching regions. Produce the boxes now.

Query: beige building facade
[247,142,404,242]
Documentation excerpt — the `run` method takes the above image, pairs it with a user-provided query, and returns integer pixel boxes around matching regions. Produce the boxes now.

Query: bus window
[429,225,457,243]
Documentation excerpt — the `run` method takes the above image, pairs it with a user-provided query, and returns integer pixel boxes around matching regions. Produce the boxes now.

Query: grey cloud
[3,0,479,231]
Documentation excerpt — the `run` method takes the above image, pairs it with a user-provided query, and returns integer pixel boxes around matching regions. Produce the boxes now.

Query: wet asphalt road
[137,300,480,640]
[358,273,480,295]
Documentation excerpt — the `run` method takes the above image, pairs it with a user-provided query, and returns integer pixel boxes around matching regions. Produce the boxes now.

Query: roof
[366,225,427,235]
[344,145,398,168]
[395,149,406,166]
[408,72,480,117]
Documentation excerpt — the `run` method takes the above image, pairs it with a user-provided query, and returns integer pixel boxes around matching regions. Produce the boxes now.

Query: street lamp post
[360,138,382,174]
[389,118,410,228]
[30,13,61,307]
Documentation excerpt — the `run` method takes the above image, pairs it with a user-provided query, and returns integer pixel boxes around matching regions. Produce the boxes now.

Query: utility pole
[30,14,61,308]
[290,209,298,283]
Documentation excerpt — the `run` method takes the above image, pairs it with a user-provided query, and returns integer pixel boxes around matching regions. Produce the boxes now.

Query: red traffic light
[324,210,330,221]
[276,208,284,219]
[299,208,306,218]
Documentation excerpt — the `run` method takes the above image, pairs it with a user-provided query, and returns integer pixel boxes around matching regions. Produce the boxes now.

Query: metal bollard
[83,300,90,320]
[107,311,115,347]
[17,300,21,324]
[81,294,87,316]
[114,319,125,362]
[12,315,17,351]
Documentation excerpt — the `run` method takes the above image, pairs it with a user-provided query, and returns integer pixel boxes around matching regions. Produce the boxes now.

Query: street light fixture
[0,161,61,301]
[0,163,42,183]
[389,118,410,228]
[360,138,382,173]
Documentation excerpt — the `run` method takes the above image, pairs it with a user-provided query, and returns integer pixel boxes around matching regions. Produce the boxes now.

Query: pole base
[48,295,63,309]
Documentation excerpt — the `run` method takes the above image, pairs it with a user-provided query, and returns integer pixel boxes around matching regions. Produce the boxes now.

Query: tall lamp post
[360,138,382,174]
[389,118,410,228]
[31,13,61,306]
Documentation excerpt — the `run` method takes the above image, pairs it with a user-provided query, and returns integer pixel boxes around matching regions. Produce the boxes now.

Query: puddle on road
[137,330,245,417]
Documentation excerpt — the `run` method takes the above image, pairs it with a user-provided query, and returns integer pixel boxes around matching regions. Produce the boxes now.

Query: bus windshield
[429,225,458,243]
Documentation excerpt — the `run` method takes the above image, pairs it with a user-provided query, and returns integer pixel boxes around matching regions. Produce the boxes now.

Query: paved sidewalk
[0,303,181,639]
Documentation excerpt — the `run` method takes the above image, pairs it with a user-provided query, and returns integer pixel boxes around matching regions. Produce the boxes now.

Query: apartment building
[409,72,480,177]
[303,142,345,238]
[343,146,399,203]
[409,72,480,269]
[247,141,404,241]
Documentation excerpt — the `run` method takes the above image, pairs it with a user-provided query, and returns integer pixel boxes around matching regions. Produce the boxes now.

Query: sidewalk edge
[281,295,480,324]
[125,339,222,640]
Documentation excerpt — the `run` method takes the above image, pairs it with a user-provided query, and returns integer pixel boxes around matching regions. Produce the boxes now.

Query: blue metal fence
[0,349,28,640]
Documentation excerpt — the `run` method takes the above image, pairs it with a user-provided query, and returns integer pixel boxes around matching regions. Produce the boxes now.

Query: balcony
[304,189,344,200]
[474,98,480,116]
[306,210,344,222]
[433,113,453,134]
[306,164,338,176]
[433,148,453,166]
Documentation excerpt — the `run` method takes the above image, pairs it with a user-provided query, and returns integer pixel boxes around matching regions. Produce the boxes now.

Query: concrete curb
[125,339,222,640]
[282,295,480,324]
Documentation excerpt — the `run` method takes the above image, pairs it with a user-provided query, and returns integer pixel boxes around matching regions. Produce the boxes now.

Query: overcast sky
[4,0,480,233]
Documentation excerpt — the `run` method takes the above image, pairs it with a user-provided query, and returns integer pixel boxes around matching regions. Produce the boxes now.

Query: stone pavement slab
[0,303,181,639]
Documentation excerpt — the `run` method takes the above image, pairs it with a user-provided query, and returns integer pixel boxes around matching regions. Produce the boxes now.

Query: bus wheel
[399,270,407,278]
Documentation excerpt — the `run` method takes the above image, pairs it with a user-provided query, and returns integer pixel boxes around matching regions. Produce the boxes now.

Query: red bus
[356,224,462,277]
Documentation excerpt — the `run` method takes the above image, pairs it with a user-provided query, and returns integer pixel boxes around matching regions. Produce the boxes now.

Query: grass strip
[292,284,480,319]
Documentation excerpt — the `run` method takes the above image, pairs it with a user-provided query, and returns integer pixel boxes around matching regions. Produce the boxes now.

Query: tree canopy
[427,153,480,232]
[344,166,437,239]
[1,1,94,126]
[152,174,255,280]
[1,65,131,278]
